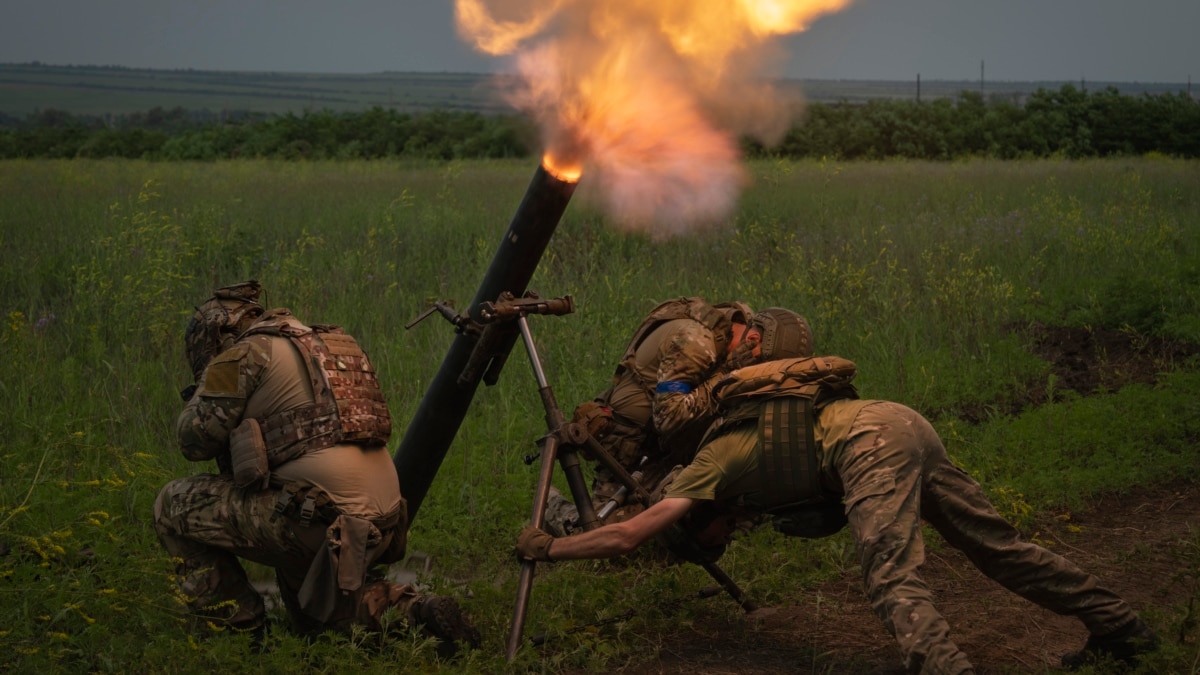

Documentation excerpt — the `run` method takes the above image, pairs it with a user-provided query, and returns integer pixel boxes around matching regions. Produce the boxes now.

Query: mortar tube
[392,162,578,521]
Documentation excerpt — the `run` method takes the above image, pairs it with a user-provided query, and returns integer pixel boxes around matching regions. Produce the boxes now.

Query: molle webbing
[757,397,821,508]
[302,331,391,444]
[248,319,391,467]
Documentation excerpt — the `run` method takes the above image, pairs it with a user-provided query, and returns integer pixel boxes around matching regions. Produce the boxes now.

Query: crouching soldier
[546,299,812,534]
[518,308,1157,673]
[154,281,479,654]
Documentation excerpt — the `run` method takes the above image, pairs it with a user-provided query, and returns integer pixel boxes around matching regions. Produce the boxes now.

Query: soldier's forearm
[549,525,642,560]
[551,497,695,560]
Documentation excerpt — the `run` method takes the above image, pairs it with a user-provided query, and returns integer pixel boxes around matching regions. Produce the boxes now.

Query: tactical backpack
[228,309,392,489]
[710,356,859,533]
[611,297,733,396]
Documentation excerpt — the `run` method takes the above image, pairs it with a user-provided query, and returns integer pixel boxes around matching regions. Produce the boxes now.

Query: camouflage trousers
[837,402,1137,675]
[153,473,415,635]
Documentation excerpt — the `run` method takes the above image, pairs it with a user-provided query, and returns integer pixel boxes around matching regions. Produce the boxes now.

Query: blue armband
[656,381,693,394]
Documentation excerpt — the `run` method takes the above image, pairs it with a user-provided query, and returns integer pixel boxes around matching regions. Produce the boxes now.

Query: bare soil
[620,326,1200,674]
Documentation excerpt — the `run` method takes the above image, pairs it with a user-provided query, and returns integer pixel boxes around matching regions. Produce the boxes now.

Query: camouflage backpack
[612,297,734,394]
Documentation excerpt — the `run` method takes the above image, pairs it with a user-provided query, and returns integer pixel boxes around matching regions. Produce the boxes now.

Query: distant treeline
[1,84,1197,161]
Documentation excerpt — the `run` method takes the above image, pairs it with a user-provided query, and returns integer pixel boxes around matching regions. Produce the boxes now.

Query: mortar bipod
[437,291,600,660]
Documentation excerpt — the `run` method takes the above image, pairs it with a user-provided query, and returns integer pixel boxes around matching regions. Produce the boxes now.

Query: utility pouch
[230,418,270,491]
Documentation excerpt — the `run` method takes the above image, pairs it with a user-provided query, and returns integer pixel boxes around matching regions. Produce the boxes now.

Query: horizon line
[2,61,1192,86]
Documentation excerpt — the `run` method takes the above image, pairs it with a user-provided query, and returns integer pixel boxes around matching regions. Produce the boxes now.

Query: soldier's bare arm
[539,497,696,560]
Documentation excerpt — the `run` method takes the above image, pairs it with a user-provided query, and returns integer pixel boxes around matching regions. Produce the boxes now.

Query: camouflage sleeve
[176,337,271,462]
[651,322,722,438]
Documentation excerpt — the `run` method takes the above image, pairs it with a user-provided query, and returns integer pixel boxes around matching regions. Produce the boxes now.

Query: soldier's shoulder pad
[201,343,252,397]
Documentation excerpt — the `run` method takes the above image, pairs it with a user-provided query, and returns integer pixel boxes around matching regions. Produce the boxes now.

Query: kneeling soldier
[155,281,479,654]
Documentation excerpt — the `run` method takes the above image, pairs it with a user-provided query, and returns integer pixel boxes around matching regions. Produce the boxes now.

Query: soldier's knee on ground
[543,486,580,537]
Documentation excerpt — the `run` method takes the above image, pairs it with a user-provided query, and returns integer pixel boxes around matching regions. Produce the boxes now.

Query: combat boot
[1062,617,1159,670]
[410,594,482,658]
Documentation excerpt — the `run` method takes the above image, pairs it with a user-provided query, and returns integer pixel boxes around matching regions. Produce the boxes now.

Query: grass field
[3,62,1196,118]
[1,157,1199,672]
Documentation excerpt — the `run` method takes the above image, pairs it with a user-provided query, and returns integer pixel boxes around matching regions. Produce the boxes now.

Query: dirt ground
[620,325,1200,674]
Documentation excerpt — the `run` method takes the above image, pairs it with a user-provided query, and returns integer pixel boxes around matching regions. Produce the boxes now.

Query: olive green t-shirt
[665,398,872,509]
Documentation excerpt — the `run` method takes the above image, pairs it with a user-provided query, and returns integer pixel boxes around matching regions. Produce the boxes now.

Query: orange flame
[542,153,582,183]
[456,0,854,235]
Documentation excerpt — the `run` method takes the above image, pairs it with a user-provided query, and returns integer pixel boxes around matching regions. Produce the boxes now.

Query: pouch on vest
[230,418,270,491]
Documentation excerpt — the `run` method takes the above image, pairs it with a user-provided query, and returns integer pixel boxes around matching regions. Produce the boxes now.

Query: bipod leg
[506,313,579,660]
[697,560,758,613]
[556,443,600,532]
[507,431,558,660]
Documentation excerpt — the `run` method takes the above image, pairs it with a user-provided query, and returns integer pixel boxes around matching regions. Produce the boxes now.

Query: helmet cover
[184,280,264,380]
[750,308,813,362]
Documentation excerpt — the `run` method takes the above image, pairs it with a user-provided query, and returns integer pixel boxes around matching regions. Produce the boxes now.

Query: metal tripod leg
[507,314,600,658]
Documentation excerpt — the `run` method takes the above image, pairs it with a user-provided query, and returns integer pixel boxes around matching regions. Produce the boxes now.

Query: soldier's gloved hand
[515,526,556,562]
[573,401,614,440]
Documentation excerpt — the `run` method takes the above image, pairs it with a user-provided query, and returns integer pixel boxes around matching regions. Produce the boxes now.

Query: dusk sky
[2,0,1197,83]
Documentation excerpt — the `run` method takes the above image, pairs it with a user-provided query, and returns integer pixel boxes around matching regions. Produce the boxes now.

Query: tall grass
[1,157,1199,672]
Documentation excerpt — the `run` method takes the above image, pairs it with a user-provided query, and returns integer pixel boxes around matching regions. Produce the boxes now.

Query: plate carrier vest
[713,356,859,509]
[241,309,392,467]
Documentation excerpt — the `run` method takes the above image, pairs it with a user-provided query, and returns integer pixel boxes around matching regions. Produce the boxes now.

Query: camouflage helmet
[750,307,813,362]
[712,300,754,327]
[184,280,264,380]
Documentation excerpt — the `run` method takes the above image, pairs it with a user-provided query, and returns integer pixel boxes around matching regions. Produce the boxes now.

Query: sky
[2,0,1197,83]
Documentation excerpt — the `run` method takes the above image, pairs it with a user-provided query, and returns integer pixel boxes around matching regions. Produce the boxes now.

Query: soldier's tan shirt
[664,398,872,509]
[178,334,401,519]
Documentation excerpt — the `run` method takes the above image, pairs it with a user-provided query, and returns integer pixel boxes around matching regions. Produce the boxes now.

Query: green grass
[2,157,1200,671]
